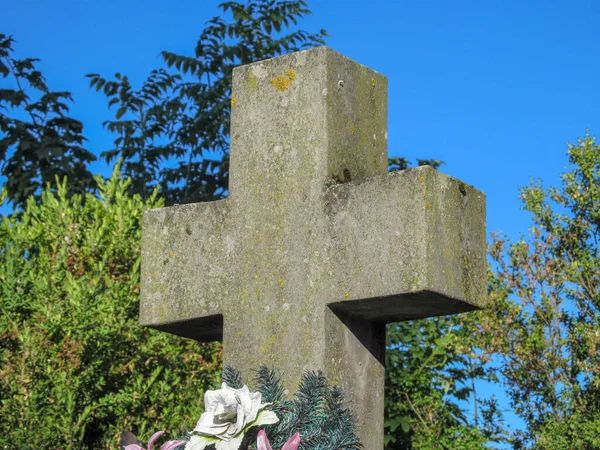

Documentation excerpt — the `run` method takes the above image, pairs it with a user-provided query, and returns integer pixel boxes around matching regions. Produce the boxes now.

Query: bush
[0,166,220,449]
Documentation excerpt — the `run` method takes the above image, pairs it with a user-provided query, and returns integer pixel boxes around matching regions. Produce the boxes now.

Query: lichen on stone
[271,69,296,91]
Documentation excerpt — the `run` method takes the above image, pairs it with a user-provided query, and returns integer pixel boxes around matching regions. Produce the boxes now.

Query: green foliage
[221,364,244,390]
[388,157,444,172]
[0,167,220,449]
[253,366,285,404]
[0,34,97,209]
[86,70,183,200]
[533,411,600,450]
[485,132,600,448]
[384,315,506,449]
[222,366,360,450]
[90,0,327,205]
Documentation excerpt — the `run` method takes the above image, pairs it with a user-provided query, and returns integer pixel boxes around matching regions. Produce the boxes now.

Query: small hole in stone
[338,80,344,88]
[459,183,467,196]
[185,226,192,235]
[343,168,352,182]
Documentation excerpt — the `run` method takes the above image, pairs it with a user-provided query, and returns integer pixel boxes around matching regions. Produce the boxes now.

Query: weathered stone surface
[140,47,486,449]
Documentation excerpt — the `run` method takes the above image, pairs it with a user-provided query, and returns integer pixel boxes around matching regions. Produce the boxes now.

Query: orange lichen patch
[271,69,296,91]
[344,291,351,298]
[418,176,424,183]
[371,78,376,87]
[231,93,238,106]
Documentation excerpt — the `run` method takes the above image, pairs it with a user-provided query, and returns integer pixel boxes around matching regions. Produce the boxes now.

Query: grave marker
[140,47,486,448]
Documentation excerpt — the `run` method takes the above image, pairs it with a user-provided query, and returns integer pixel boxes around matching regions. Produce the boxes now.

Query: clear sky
[3,0,600,442]
[3,0,600,240]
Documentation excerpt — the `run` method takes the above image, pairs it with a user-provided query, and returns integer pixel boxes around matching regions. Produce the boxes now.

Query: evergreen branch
[222,365,243,389]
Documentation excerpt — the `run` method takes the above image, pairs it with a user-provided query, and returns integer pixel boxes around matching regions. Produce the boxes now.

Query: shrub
[0,166,220,449]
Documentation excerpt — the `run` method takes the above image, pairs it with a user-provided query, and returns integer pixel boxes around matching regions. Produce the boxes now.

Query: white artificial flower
[185,383,278,450]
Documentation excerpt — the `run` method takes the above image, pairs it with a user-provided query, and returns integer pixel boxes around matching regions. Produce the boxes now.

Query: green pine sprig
[222,365,244,389]
[221,365,361,450]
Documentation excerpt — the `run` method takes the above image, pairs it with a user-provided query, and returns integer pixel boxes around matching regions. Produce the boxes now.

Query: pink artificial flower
[123,430,186,450]
[256,429,301,450]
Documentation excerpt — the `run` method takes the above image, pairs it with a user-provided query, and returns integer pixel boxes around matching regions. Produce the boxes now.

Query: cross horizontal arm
[324,165,486,321]
[139,199,231,341]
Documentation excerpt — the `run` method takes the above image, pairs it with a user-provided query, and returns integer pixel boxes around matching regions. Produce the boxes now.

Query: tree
[384,314,507,449]
[483,133,600,449]
[0,34,96,209]
[89,0,327,205]
[388,157,444,172]
[86,70,182,201]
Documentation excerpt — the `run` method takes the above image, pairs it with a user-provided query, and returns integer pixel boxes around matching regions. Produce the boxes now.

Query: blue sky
[3,0,600,442]
[4,0,600,240]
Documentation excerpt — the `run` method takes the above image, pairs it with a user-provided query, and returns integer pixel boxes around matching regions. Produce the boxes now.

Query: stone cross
[140,47,486,449]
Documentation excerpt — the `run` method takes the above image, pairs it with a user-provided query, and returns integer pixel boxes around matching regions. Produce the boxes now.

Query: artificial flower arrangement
[121,366,361,450]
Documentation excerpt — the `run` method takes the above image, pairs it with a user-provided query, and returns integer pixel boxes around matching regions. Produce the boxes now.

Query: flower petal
[160,440,187,450]
[234,396,247,433]
[184,435,205,450]
[194,412,231,435]
[205,388,237,416]
[147,431,165,450]
[246,390,262,425]
[194,383,266,445]
[256,430,273,450]
[282,433,301,450]
[124,446,145,450]
[185,435,220,450]
[216,433,243,450]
